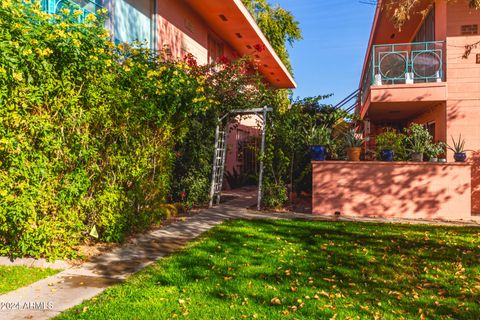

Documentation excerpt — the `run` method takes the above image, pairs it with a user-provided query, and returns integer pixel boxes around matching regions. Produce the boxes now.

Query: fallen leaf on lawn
[317,290,329,297]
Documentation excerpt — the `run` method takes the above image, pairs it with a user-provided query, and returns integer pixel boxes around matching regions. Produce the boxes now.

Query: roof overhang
[185,0,296,89]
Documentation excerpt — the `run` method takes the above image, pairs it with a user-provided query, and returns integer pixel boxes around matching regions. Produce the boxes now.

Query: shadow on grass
[60,219,480,320]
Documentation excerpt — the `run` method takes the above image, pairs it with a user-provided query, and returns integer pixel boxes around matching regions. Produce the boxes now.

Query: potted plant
[447,135,470,162]
[375,129,405,161]
[426,142,445,162]
[344,129,364,161]
[306,125,331,161]
[405,123,432,162]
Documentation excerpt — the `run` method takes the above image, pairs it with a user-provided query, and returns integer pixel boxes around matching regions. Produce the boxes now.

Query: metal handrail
[371,40,445,85]
[359,40,446,112]
[41,0,104,19]
[372,40,444,48]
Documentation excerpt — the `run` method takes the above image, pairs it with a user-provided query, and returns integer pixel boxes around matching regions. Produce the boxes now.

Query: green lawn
[0,266,59,294]
[58,220,480,319]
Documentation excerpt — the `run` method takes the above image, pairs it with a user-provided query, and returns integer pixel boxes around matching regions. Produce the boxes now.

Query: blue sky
[273,0,376,105]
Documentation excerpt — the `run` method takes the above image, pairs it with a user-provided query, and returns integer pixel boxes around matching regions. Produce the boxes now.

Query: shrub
[0,1,209,259]
[262,181,288,209]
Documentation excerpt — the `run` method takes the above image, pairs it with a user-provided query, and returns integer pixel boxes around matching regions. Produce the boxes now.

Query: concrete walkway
[1,189,479,320]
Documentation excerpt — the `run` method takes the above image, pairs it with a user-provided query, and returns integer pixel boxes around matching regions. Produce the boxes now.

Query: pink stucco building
[313,0,480,221]
[44,0,295,87]
[106,0,296,89]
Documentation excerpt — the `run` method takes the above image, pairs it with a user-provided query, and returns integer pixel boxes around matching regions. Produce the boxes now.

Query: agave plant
[447,135,469,153]
[344,129,364,148]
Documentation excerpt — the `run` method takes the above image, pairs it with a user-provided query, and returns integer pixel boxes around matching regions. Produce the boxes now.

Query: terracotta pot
[346,147,362,161]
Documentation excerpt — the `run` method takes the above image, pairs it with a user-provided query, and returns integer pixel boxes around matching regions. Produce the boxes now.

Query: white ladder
[209,125,228,206]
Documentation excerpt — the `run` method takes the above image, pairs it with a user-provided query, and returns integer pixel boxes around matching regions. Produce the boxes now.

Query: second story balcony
[371,41,445,86]
[359,41,447,120]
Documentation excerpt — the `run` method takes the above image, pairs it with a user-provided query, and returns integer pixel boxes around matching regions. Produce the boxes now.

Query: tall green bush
[262,97,349,207]
[0,1,209,259]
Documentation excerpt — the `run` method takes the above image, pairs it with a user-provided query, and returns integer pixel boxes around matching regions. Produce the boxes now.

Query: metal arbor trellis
[209,107,272,210]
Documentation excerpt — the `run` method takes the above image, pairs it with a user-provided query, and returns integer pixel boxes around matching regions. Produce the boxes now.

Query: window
[413,7,435,43]
[114,0,153,48]
[461,25,479,35]
[42,0,103,19]
[425,121,436,140]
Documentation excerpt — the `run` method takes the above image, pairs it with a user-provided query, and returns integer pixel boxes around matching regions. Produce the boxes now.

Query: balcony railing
[41,0,104,21]
[360,41,446,107]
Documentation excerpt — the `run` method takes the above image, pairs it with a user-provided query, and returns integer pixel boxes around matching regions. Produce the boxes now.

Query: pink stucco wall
[156,0,236,63]
[444,1,480,213]
[312,161,471,220]
[361,0,480,215]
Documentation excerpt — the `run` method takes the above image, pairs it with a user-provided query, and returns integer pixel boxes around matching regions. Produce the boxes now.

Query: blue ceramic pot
[454,152,467,162]
[380,149,394,162]
[311,145,327,161]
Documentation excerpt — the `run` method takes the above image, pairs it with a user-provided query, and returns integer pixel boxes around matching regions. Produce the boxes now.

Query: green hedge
[0,1,209,259]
